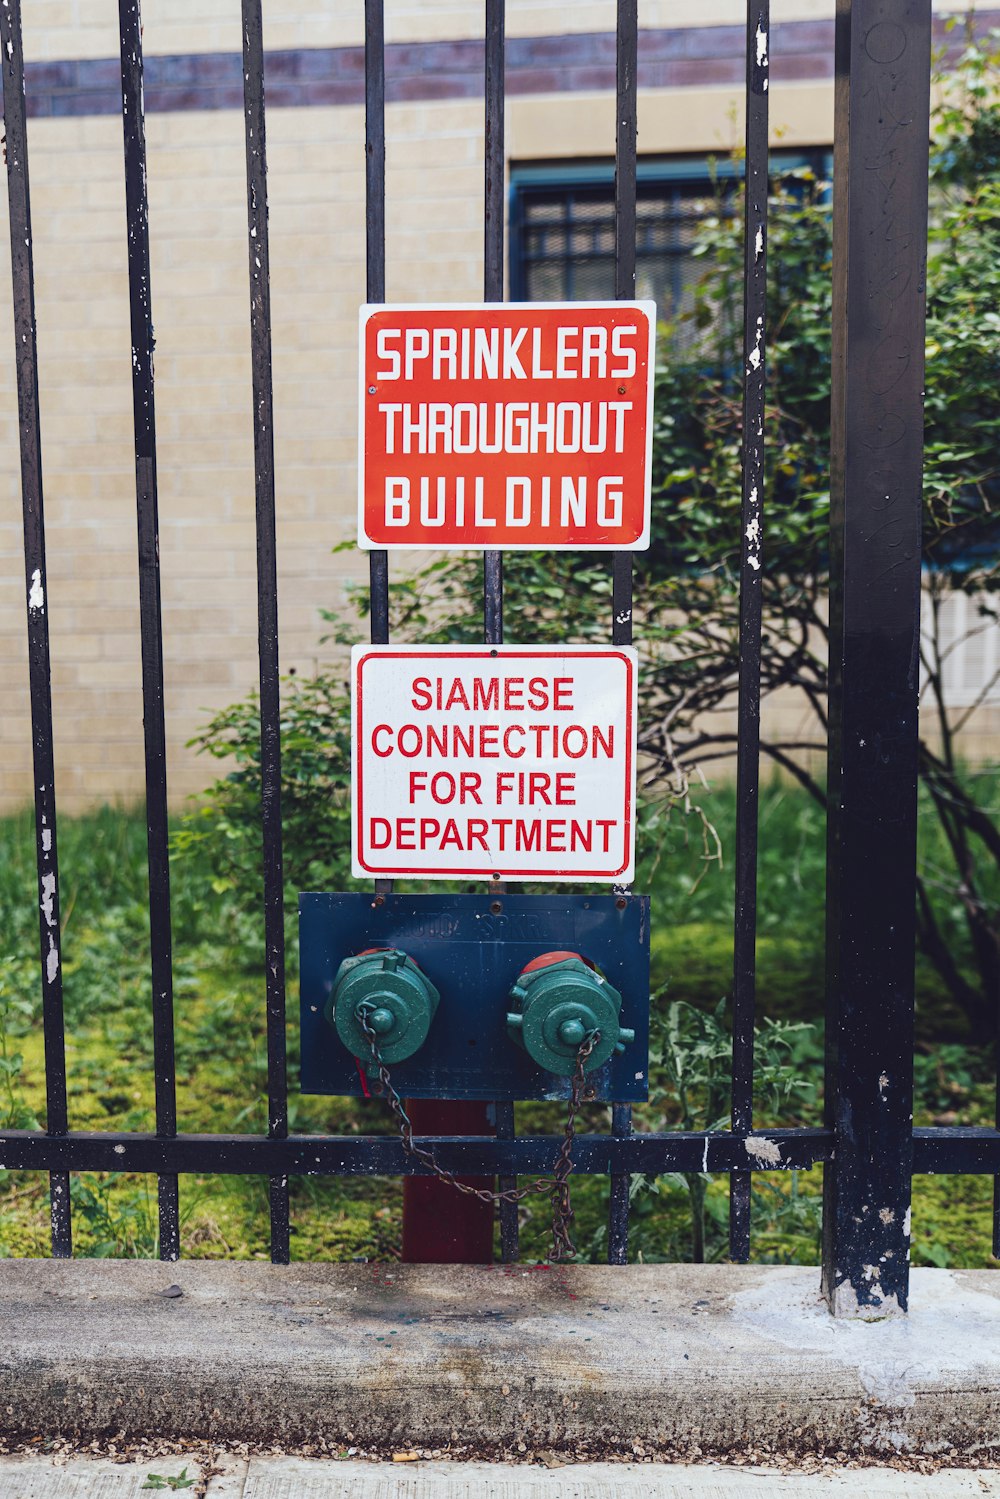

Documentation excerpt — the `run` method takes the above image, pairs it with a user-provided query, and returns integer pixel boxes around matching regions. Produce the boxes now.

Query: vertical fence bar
[365,5,390,909]
[607,0,638,1268]
[484,0,518,1265]
[374,0,494,1264]
[242,0,290,1266]
[118,0,180,1262]
[0,0,72,1257]
[495,1096,518,1263]
[483,0,505,647]
[821,0,930,1316]
[484,0,505,308]
[366,2,392,886]
[366,0,390,655]
[729,0,770,1265]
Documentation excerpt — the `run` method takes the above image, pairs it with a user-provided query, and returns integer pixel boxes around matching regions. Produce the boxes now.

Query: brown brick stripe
[24,13,996,118]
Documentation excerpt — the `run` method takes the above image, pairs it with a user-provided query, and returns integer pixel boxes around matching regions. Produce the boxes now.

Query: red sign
[352,645,637,881]
[358,301,655,551]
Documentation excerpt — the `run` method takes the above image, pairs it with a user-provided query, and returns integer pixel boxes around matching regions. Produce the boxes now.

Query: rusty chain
[356,1002,598,1262]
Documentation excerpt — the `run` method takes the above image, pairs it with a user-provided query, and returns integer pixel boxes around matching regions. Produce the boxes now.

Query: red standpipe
[401,952,591,1261]
[401,1099,495,1263]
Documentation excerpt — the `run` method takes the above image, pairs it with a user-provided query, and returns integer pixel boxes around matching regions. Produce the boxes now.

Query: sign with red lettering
[358,302,656,551]
[352,645,637,881]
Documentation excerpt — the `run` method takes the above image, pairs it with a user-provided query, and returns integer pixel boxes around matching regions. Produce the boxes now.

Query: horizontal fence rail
[0,1128,836,1175]
[0,0,968,1310]
[4,1126,998,1176]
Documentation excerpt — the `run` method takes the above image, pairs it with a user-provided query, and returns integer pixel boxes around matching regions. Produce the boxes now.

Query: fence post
[822,0,931,1316]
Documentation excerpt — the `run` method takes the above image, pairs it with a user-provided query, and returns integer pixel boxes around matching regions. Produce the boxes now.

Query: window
[508,154,831,346]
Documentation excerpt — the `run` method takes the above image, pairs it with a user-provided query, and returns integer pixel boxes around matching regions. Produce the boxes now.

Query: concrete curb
[2,1261,1000,1458]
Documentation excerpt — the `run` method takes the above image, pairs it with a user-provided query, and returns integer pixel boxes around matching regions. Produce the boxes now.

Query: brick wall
[0,0,988,812]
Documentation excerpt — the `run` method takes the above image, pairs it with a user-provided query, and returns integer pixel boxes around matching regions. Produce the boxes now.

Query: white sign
[352,645,637,882]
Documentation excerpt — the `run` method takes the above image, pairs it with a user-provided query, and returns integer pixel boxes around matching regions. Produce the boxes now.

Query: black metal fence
[2,0,988,1315]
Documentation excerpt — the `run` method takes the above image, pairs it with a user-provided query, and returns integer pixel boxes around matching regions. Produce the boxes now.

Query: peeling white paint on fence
[27,567,44,614]
[744,1135,782,1166]
[756,23,769,68]
[747,315,764,374]
[39,871,56,927]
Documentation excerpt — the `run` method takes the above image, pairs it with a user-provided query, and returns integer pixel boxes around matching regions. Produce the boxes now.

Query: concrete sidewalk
[2,1457,1000,1498]
[4,1261,1000,1459]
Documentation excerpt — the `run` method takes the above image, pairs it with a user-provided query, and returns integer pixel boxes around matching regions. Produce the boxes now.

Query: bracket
[299,891,650,1102]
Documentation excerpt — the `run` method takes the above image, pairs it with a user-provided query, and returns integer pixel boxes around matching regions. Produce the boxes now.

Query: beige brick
[56,711,146,743]
[33,210,126,249]
[0,688,29,720]
[159,407,245,445]
[269,174,365,210]
[62,766,146,801]
[71,660,143,689]
[33,267,129,306]
[45,557,136,588]
[35,296,127,333]
[161,617,257,645]
[45,739,134,768]
[156,353,250,385]
[58,606,139,636]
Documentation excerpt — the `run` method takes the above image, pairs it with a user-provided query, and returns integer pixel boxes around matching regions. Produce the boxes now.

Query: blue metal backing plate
[299,892,649,1102]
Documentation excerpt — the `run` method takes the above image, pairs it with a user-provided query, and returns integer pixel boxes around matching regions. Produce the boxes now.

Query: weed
[631,996,820,1262]
[142,1468,196,1491]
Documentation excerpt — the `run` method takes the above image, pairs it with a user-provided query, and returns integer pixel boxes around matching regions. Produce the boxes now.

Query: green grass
[0,783,996,1268]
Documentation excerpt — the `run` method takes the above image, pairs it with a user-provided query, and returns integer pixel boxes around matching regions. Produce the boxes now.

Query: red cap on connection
[521,950,592,975]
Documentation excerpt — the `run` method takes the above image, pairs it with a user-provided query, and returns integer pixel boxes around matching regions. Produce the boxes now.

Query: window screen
[512,179,721,338]
[509,156,830,346]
